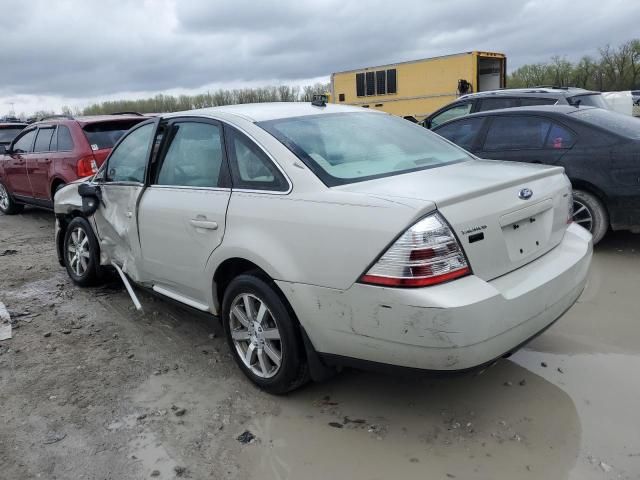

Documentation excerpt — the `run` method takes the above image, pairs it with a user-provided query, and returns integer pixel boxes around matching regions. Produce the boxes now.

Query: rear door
[476,115,575,165]
[91,120,159,276]
[28,126,56,200]
[138,118,231,307]
[6,128,37,196]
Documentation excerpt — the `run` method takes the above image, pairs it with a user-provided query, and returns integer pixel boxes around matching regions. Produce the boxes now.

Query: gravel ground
[0,207,639,479]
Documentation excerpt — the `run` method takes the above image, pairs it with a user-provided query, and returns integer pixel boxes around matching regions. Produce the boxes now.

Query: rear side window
[546,123,576,149]
[476,97,519,112]
[226,128,288,191]
[519,98,558,107]
[34,127,55,152]
[57,125,74,151]
[83,120,143,150]
[156,122,225,188]
[430,103,472,128]
[12,129,37,153]
[434,117,484,151]
[484,116,551,150]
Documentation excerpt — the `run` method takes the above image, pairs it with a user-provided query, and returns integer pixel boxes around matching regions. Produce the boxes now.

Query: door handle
[190,219,218,230]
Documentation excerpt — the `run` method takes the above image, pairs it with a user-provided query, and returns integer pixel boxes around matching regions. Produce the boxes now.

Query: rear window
[567,94,609,109]
[0,127,24,143]
[83,120,144,150]
[259,112,471,186]
[571,108,640,139]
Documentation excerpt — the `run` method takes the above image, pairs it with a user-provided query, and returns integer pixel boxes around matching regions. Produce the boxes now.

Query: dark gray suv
[422,87,608,129]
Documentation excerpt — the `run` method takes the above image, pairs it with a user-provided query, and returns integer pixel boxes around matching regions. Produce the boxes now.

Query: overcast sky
[2,0,639,115]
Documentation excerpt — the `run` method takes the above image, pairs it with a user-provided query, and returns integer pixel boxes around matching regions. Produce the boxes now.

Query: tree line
[508,39,640,91]
[79,83,330,116]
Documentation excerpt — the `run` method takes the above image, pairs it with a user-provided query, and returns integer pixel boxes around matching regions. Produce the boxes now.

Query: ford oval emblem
[519,188,533,200]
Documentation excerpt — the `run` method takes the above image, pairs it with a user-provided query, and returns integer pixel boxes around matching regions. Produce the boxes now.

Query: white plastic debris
[0,324,11,341]
[0,301,10,323]
[599,461,612,473]
[0,302,12,341]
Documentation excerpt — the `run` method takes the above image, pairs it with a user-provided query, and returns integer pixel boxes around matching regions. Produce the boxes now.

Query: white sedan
[54,101,592,393]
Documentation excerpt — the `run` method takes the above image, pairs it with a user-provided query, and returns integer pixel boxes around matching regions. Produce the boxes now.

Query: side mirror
[78,183,102,215]
[424,119,432,129]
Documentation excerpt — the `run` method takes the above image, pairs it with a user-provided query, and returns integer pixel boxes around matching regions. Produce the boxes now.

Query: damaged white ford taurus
[54,101,592,393]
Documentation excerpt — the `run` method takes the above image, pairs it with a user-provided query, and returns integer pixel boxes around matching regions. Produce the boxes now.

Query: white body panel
[54,103,593,372]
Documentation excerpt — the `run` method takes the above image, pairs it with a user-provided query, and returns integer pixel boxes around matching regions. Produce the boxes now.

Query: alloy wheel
[573,199,593,232]
[229,293,282,379]
[67,227,90,276]
[0,184,9,210]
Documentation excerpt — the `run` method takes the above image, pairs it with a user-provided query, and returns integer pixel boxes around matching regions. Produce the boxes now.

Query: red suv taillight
[359,212,470,287]
[77,155,98,177]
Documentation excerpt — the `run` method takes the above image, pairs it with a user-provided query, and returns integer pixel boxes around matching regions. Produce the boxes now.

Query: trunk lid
[338,159,573,281]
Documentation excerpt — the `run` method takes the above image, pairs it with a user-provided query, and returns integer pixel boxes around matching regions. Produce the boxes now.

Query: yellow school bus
[330,51,506,121]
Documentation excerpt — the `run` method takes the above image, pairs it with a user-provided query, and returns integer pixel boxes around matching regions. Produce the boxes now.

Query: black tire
[63,216,103,286]
[0,180,24,215]
[573,189,608,245]
[222,273,309,394]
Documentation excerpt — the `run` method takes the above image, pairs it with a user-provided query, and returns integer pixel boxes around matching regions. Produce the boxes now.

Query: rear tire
[63,216,103,286]
[573,189,608,245]
[0,180,24,215]
[222,273,309,394]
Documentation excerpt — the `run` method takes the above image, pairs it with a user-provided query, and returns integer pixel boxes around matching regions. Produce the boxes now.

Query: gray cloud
[1,0,639,111]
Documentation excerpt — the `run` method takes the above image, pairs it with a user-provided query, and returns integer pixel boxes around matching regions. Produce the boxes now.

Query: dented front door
[91,120,158,279]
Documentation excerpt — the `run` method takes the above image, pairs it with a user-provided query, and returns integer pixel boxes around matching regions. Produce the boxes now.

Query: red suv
[0,114,147,214]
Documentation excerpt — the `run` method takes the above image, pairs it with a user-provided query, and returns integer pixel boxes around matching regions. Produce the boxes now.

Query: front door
[6,128,37,197]
[91,120,158,278]
[28,126,57,201]
[138,118,231,305]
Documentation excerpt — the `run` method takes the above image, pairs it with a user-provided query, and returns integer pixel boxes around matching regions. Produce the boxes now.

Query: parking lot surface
[0,208,638,479]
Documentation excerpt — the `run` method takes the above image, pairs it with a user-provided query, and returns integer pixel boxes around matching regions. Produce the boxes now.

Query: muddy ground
[0,208,638,480]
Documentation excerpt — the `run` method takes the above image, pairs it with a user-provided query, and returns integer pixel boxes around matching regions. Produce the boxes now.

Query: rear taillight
[77,155,98,177]
[359,212,470,288]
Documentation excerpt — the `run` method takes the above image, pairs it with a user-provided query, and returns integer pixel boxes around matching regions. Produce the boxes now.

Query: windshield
[571,108,640,139]
[0,127,25,143]
[568,93,609,109]
[82,120,144,150]
[259,113,471,186]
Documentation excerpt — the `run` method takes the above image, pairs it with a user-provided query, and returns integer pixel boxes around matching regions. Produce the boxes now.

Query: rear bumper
[277,223,592,371]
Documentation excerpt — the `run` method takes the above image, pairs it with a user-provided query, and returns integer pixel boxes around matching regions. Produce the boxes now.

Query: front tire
[63,217,103,286]
[0,181,24,215]
[573,189,608,245]
[222,273,309,394]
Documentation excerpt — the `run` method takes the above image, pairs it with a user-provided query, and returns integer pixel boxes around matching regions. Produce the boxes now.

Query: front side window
[156,122,225,188]
[106,123,153,183]
[259,112,471,186]
[430,103,472,128]
[12,129,37,153]
[226,128,288,191]
[34,127,55,152]
[434,117,484,151]
[484,116,551,151]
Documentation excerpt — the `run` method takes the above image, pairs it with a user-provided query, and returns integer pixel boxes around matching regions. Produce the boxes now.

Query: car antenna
[311,94,328,107]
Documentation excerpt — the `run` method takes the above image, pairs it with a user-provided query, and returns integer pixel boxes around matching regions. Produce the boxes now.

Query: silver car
[55,102,592,393]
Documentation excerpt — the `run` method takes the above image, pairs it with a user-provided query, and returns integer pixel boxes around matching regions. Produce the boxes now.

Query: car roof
[432,105,597,129]
[458,87,597,101]
[33,114,147,127]
[163,102,375,122]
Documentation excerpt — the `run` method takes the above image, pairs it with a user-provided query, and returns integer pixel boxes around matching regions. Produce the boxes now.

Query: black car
[432,105,640,244]
[423,87,609,129]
